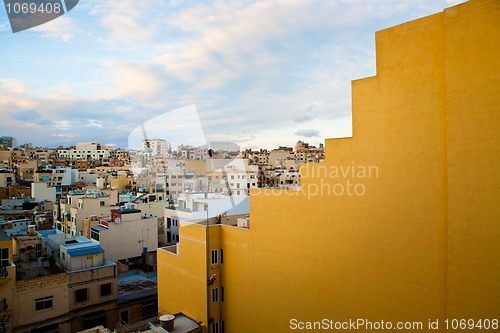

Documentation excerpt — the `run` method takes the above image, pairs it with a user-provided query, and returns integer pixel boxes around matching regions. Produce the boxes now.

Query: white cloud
[31,16,82,41]
[0,79,27,94]
[100,60,168,107]
[0,0,458,149]
[295,129,320,138]
[101,14,154,42]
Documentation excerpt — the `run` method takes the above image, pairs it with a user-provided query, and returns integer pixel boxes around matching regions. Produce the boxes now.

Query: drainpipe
[206,149,212,333]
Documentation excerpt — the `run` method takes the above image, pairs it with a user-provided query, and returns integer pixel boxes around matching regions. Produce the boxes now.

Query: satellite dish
[114,217,121,224]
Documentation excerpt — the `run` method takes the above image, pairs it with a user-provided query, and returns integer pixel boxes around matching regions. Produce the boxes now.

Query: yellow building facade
[158,0,500,332]
[0,234,15,324]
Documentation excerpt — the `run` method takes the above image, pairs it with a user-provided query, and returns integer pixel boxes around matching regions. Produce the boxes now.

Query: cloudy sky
[0,0,464,150]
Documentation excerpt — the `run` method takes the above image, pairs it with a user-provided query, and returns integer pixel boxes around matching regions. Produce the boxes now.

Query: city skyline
[0,0,463,149]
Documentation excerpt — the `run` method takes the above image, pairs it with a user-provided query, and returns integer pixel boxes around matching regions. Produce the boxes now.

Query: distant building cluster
[0,135,322,332]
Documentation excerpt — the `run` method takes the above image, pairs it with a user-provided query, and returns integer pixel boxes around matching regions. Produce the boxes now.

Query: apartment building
[164,193,249,245]
[0,137,16,149]
[0,171,15,188]
[54,191,114,235]
[141,139,170,157]
[31,182,57,203]
[157,1,500,332]
[267,149,294,167]
[58,143,110,160]
[50,167,79,187]
[177,145,196,160]
[69,193,114,236]
[90,205,158,262]
[0,228,119,333]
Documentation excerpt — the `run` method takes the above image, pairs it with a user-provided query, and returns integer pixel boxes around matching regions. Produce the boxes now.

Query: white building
[141,139,170,156]
[31,182,57,203]
[165,193,249,244]
[50,167,79,186]
[57,142,110,160]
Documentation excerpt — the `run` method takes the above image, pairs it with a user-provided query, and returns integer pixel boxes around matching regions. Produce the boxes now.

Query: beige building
[14,272,70,332]
[268,149,294,166]
[69,194,115,236]
[90,206,158,262]
[9,232,119,333]
[185,160,206,176]
[0,171,15,188]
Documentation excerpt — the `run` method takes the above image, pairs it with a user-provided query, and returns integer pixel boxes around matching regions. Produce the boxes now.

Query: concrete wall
[68,263,117,311]
[98,214,158,262]
[14,273,69,328]
[31,182,56,203]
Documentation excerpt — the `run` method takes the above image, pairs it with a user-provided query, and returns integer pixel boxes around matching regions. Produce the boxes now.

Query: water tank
[159,314,175,331]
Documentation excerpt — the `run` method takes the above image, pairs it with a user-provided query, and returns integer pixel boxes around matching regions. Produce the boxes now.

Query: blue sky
[0,0,464,150]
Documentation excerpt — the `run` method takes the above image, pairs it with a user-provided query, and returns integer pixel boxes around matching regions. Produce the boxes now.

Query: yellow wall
[0,237,15,320]
[158,1,500,332]
[0,238,13,263]
[109,175,129,193]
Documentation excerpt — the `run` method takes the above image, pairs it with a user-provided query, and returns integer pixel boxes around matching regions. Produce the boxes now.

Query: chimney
[28,225,36,236]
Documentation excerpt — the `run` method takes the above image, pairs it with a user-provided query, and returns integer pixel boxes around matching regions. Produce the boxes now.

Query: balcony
[160,245,178,255]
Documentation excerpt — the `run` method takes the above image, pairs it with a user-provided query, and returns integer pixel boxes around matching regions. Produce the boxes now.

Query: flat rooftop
[117,269,157,303]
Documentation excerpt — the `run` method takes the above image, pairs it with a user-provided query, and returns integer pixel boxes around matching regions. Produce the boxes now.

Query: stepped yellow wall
[157,0,500,332]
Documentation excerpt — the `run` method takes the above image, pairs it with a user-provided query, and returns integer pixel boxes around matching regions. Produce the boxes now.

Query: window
[35,296,53,311]
[142,299,158,320]
[220,249,223,264]
[212,321,220,333]
[212,287,219,303]
[100,283,112,296]
[120,310,130,325]
[30,323,59,333]
[211,249,218,265]
[75,288,88,302]
[91,230,99,242]
[35,243,42,258]
[221,286,224,302]
[0,248,9,268]
[100,201,105,207]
